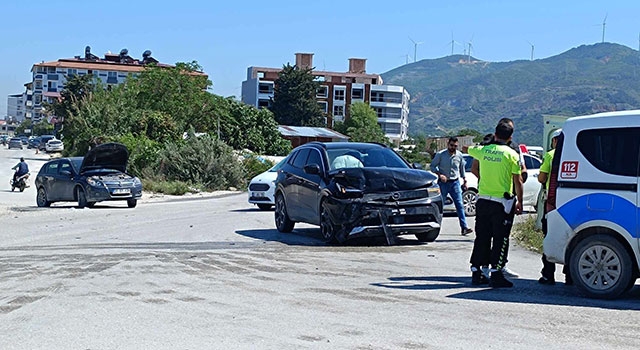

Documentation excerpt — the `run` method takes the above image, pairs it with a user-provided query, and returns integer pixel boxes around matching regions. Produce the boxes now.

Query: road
[0,145,638,349]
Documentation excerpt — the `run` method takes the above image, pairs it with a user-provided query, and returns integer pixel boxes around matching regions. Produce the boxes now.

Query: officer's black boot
[490,270,513,288]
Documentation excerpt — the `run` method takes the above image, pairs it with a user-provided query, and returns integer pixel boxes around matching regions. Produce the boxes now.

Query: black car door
[53,160,77,201]
[283,148,309,221]
[299,149,324,224]
[41,161,60,201]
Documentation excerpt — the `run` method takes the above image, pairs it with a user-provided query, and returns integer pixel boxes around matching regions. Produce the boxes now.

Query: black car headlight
[87,177,103,187]
[335,182,363,198]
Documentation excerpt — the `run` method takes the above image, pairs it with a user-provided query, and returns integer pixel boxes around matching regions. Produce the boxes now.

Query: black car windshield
[327,147,409,170]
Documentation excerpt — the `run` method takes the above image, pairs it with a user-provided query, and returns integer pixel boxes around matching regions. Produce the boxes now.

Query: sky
[2,0,640,117]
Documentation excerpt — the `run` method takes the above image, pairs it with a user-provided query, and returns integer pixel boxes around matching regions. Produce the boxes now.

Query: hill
[381,43,640,145]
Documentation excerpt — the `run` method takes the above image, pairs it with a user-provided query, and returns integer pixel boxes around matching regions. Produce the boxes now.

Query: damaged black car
[274,142,443,244]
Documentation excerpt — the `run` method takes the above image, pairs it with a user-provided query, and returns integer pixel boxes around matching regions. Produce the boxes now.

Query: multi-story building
[241,53,410,143]
[16,46,204,125]
[7,93,25,122]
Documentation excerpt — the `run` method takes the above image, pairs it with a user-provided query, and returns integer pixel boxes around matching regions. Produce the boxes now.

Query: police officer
[467,122,523,288]
[537,129,572,285]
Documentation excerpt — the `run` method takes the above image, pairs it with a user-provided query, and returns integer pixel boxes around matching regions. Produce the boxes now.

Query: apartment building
[6,93,25,122]
[241,53,410,143]
[14,46,205,125]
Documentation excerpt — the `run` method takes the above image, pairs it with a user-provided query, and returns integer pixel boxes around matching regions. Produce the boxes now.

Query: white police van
[544,110,640,299]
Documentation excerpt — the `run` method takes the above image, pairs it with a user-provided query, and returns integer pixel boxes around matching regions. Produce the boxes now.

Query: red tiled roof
[32,58,207,77]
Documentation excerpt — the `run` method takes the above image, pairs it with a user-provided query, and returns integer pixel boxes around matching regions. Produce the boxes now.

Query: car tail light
[546,133,564,212]
[519,144,529,155]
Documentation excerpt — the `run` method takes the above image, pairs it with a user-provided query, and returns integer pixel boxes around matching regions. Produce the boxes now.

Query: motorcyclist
[12,157,29,183]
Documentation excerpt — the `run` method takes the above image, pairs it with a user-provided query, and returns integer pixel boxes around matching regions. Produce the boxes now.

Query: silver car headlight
[132,177,142,186]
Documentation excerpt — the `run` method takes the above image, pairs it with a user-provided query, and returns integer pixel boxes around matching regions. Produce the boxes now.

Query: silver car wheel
[577,245,621,291]
[462,190,478,217]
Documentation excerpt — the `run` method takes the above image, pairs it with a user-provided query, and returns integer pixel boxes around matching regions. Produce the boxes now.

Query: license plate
[113,188,130,194]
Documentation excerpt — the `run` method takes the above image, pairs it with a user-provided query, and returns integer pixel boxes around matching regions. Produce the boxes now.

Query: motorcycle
[10,172,30,192]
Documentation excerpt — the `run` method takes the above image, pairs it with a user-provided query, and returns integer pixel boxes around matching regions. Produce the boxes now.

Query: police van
[543,110,640,299]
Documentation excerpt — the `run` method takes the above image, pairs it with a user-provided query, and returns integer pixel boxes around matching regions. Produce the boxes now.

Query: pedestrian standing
[468,122,523,288]
[537,129,572,285]
[430,137,473,235]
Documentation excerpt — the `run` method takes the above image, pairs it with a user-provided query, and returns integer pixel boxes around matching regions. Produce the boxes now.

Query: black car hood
[330,167,436,192]
[80,143,129,174]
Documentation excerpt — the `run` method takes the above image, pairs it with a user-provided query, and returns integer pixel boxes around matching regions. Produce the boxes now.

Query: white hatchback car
[45,139,64,152]
[443,153,542,216]
[248,157,288,210]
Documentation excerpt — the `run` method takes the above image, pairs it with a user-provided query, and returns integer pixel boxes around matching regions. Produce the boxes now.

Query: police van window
[576,127,640,177]
[292,149,310,169]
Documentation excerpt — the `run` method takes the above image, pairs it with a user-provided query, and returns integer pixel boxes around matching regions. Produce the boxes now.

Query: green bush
[112,133,162,177]
[142,179,192,195]
[243,156,274,183]
[156,132,244,191]
[512,214,544,254]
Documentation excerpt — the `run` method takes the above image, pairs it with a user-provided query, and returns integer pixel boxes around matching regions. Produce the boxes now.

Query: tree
[270,64,325,127]
[341,102,388,144]
[456,128,484,143]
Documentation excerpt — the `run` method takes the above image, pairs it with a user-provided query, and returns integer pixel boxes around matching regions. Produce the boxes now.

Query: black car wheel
[274,193,294,233]
[36,187,51,207]
[77,187,88,208]
[127,199,137,208]
[415,230,440,243]
[320,199,337,243]
[569,234,634,299]
[257,204,272,211]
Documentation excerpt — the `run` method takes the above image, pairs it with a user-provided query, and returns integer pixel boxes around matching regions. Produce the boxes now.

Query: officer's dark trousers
[540,215,556,278]
[470,199,511,269]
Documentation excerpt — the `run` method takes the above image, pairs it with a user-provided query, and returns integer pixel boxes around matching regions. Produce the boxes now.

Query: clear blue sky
[2,0,639,116]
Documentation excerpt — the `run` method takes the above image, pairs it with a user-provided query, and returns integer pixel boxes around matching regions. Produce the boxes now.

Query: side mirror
[303,164,321,175]
[60,170,71,176]
[412,163,423,169]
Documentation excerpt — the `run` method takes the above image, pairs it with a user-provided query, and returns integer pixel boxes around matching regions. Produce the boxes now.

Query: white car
[444,153,542,216]
[248,157,287,210]
[45,139,64,152]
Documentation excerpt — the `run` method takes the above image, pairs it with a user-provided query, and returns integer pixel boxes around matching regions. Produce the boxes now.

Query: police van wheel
[569,234,633,299]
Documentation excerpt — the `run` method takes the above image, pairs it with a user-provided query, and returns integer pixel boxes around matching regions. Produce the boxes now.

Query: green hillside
[381,43,640,145]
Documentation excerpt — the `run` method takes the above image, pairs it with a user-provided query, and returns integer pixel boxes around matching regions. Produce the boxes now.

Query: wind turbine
[467,34,474,63]
[601,13,608,43]
[409,37,423,63]
[527,41,535,61]
[399,53,411,65]
[448,31,461,56]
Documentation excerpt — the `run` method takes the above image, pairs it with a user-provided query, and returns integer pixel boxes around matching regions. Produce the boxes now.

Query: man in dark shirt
[12,157,29,183]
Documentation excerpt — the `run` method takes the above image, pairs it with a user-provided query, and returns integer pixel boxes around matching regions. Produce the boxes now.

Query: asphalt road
[0,145,638,349]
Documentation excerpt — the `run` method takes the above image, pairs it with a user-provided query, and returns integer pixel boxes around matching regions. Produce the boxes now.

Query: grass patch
[512,214,544,254]
[142,179,193,195]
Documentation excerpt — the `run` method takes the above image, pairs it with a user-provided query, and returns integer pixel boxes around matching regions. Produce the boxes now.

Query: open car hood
[330,167,436,192]
[80,143,129,174]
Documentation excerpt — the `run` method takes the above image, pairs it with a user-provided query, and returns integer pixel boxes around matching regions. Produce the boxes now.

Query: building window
[334,88,345,101]
[47,81,57,92]
[35,80,43,89]
[107,71,118,84]
[316,86,328,98]
[318,101,328,113]
[375,108,383,118]
[258,99,270,109]
[352,88,364,100]
[333,105,344,116]
[47,74,59,81]
[36,66,46,73]
[34,94,42,105]
[314,75,326,82]
[257,71,265,79]
[371,92,385,102]
[47,67,56,73]
[258,82,273,94]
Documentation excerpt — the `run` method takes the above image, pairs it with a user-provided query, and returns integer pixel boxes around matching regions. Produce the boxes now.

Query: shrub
[142,179,192,195]
[156,132,244,191]
[112,133,161,177]
[512,214,544,254]
[243,156,275,183]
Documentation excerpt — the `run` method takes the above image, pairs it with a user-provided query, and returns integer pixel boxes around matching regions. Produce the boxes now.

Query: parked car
[28,136,41,149]
[38,135,56,151]
[45,139,64,152]
[19,136,29,145]
[35,143,143,208]
[443,153,543,216]
[274,142,443,244]
[544,110,640,299]
[8,137,23,149]
[248,157,288,210]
